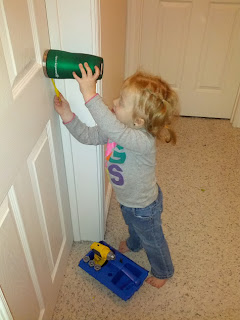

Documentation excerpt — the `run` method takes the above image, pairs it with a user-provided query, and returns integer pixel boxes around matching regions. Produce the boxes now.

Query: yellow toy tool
[51,79,61,101]
[83,242,115,271]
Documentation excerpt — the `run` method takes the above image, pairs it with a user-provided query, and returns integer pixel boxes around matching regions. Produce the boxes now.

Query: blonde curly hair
[122,71,179,144]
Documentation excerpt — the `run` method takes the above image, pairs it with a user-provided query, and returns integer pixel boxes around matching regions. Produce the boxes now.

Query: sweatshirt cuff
[85,94,102,108]
[85,93,99,104]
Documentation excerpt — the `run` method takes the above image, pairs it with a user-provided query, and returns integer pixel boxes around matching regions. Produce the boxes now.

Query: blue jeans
[120,186,174,279]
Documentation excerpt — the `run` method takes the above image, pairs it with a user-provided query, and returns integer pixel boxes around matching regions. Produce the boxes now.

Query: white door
[125,0,240,118]
[0,0,73,319]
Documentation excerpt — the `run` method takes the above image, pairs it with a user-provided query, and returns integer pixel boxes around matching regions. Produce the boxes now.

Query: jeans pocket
[134,206,155,220]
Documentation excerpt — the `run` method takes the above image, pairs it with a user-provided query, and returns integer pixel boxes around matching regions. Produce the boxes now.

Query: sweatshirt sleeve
[85,95,154,153]
[64,114,108,145]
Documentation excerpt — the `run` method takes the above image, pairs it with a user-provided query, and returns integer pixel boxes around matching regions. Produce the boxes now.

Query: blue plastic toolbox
[79,241,148,301]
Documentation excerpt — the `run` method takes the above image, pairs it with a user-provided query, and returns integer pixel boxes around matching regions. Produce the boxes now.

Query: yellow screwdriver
[51,79,61,101]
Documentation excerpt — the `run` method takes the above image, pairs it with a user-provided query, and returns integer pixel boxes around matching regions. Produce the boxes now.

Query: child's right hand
[54,93,74,123]
[72,62,99,102]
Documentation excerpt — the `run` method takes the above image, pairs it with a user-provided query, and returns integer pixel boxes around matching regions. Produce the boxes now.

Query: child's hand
[54,93,74,123]
[72,62,100,102]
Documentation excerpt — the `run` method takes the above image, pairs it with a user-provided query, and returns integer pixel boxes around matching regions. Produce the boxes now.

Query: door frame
[45,0,105,241]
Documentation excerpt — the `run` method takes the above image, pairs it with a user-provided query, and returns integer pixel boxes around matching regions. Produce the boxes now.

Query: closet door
[0,0,72,318]
[126,0,240,118]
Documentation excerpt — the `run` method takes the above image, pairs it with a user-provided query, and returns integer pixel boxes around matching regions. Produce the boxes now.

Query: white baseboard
[104,183,112,233]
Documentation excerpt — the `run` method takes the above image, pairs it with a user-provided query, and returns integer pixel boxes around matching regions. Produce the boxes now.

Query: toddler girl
[54,63,178,288]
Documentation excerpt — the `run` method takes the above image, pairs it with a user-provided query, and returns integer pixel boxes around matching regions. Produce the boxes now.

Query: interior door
[0,0,73,319]
[125,0,240,118]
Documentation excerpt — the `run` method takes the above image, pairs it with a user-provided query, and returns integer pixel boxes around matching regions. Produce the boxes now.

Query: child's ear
[134,117,145,128]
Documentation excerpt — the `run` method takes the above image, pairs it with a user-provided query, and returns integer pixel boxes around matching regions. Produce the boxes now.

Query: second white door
[125,0,240,118]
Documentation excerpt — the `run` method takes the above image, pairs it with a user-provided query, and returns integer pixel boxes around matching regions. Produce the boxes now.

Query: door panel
[3,0,36,73]
[139,0,191,88]
[27,123,66,278]
[198,4,237,89]
[13,163,52,309]
[0,39,12,117]
[0,197,40,319]
[0,0,72,318]
[125,0,240,118]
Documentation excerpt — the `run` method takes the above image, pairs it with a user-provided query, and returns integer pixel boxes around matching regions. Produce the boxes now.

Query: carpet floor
[52,117,240,320]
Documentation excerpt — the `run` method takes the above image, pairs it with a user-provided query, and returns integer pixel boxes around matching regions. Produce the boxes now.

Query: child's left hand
[73,62,100,102]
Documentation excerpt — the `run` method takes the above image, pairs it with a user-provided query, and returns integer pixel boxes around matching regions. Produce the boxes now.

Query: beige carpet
[52,117,240,320]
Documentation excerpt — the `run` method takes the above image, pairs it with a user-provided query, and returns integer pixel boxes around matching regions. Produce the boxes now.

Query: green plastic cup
[43,49,104,80]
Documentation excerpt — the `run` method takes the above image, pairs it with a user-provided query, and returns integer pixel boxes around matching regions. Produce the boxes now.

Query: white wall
[100,0,127,108]
[100,0,127,225]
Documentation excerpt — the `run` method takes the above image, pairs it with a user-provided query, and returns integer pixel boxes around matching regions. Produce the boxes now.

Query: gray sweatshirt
[65,94,158,208]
